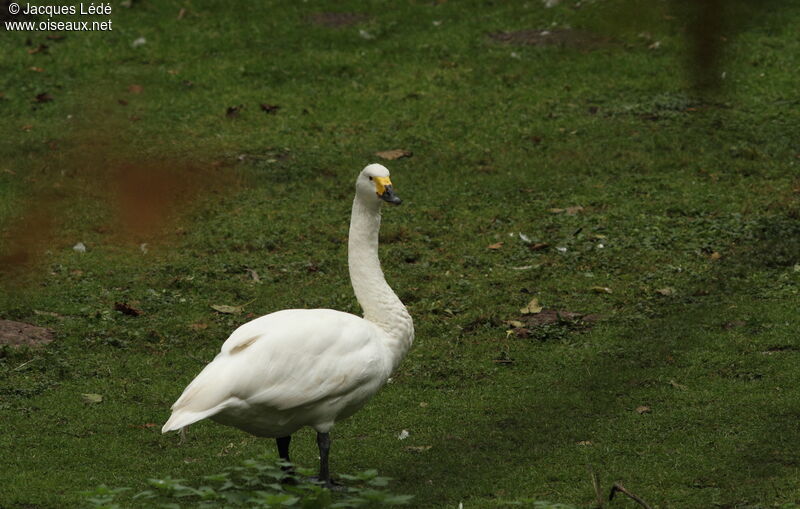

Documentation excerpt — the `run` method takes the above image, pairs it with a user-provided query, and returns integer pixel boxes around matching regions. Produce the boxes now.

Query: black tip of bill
[379,185,402,205]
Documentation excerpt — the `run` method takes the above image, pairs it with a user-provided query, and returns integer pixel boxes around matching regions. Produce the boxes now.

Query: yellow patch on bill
[373,176,392,196]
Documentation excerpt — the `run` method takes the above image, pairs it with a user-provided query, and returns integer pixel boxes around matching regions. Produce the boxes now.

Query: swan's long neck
[348,196,414,370]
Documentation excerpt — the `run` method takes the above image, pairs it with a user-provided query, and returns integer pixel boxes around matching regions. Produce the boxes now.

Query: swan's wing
[162,309,389,433]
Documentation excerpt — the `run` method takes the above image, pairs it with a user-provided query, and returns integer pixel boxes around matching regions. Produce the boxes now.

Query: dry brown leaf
[576,440,593,446]
[128,84,143,94]
[34,92,53,103]
[529,242,549,251]
[189,322,208,331]
[28,44,48,54]
[260,103,280,114]
[520,298,543,315]
[82,393,103,404]
[21,125,33,131]
[591,286,612,294]
[405,445,432,453]
[635,405,652,414]
[30,66,44,72]
[487,242,503,250]
[709,251,721,260]
[114,302,142,316]
[549,205,584,215]
[211,304,244,314]
[656,287,675,296]
[226,105,243,118]
[375,149,412,160]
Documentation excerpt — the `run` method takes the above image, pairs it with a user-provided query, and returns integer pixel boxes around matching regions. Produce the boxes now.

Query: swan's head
[357,163,402,206]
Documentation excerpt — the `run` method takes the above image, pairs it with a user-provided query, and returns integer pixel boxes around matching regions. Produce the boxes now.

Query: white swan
[162,164,414,487]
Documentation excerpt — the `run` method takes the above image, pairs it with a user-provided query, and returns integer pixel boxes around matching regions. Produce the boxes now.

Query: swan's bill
[374,177,402,205]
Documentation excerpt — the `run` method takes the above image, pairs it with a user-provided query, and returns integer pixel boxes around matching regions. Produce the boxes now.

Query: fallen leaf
[132,422,157,429]
[28,44,48,54]
[82,393,103,404]
[530,242,549,251]
[246,268,261,282]
[375,149,412,160]
[549,205,584,215]
[487,242,504,250]
[669,379,688,391]
[30,66,44,72]
[591,286,612,294]
[189,322,208,331]
[656,287,675,296]
[118,99,129,106]
[419,402,429,408]
[406,445,432,453]
[33,310,62,318]
[226,105,243,118]
[520,298,543,315]
[177,7,186,19]
[576,440,593,446]
[35,92,53,103]
[635,405,651,414]
[709,251,721,260]
[21,125,33,131]
[722,320,746,330]
[493,350,515,364]
[46,34,65,41]
[211,304,244,314]
[260,103,280,114]
[114,302,142,317]
[128,84,143,94]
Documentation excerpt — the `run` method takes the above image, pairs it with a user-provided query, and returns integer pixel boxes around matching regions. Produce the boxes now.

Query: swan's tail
[161,408,219,433]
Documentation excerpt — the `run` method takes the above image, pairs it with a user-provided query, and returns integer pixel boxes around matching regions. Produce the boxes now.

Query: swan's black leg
[276,435,296,484]
[317,431,341,489]
[276,435,291,463]
[317,432,331,483]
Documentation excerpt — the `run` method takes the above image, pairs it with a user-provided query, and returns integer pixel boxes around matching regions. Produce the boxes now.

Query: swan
[162,163,414,488]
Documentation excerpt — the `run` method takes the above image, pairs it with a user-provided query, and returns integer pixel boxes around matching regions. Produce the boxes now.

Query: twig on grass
[609,482,652,509]
[586,464,604,508]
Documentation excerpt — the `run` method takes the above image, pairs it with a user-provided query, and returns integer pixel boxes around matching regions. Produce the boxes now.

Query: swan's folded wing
[162,309,390,432]
[224,309,390,411]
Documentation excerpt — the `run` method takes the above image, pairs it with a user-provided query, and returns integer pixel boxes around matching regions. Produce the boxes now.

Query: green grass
[2,0,800,507]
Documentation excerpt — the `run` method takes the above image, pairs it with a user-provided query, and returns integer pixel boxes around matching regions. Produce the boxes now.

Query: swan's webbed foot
[308,476,346,491]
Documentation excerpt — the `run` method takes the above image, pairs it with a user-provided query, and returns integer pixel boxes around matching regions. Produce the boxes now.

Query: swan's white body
[162,164,413,442]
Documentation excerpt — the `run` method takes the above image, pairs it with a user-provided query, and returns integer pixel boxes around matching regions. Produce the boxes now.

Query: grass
[2,0,800,507]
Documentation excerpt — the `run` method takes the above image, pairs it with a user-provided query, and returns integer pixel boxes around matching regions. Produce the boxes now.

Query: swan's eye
[368,176,373,181]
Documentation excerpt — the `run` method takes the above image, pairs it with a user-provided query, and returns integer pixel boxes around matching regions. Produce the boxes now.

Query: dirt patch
[520,309,598,326]
[488,29,610,49]
[0,320,55,347]
[507,309,599,339]
[308,12,369,28]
